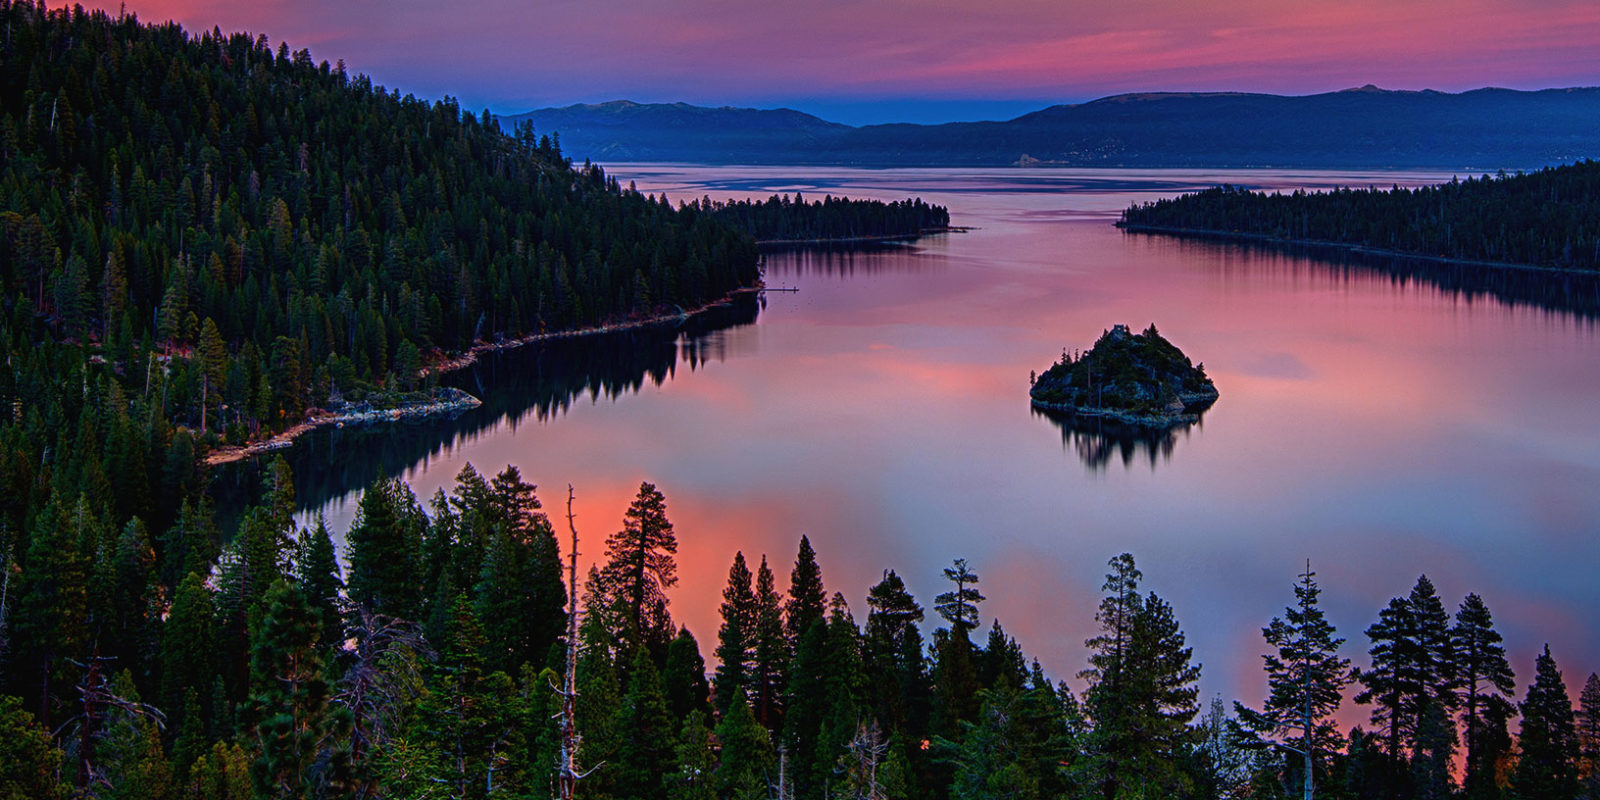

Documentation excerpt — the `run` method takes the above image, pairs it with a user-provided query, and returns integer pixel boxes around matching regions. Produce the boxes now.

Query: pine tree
[345,478,424,620]
[102,517,160,689]
[782,617,829,800]
[1080,554,1201,800]
[161,572,218,719]
[1357,595,1413,763]
[1234,562,1352,800]
[599,481,678,655]
[784,534,826,646]
[865,569,928,738]
[1579,673,1600,800]
[812,593,868,797]
[0,694,67,800]
[613,647,677,800]
[1356,574,1459,778]
[12,498,91,725]
[934,558,985,633]
[185,741,254,800]
[980,620,1028,690]
[247,579,352,799]
[716,689,775,800]
[1453,592,1516,800]
[947,679,1074,800]
[715,551,756,714]
[1512,646,1579,800]
[294,517,344,655]
[663,626,712,721]
[668,710,717,800]
[413,593,519,799]
[474,466,565,672]
[751,555,786,730]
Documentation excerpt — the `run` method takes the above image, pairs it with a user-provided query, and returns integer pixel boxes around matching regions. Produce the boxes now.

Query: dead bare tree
[55,652,166,791]
[554,484,600,800]
[337,604,430,800]
[837,720,890,800]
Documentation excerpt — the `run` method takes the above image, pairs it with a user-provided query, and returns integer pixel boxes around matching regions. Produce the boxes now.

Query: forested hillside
[0,0,759,449]
[1119,161,1600,271]
[705,194,950,242]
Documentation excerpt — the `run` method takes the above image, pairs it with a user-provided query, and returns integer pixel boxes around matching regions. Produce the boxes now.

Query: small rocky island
[1030,324,1219,428]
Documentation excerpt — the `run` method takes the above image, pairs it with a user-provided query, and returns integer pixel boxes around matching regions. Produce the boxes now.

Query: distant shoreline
[1117,223,1598,277]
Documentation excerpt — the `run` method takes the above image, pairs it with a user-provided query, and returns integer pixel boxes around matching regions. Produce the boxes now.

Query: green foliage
[1120,163,1600,271]
[663,627,712,721]
[716,689,775,800]
[0,693,67,800]
[161,572,218,719]
[345,478,425,619]
[471,466,565,674]
[613,648,677,800]
[1080,553,1202,800]
[704,193,950,242]
[0,0,759,453]
[247,579,352,799]
[946,681,1075,800]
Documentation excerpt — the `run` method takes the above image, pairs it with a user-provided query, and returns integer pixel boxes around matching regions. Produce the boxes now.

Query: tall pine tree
[1234,562,1351,800]
[599,481,678,656]
[1511,646,1579,800]
[714,551,756,714]
[1452,592,1516,800]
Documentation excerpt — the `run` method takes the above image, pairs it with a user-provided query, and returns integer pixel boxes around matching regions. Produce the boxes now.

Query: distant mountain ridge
[500,87,1600,169]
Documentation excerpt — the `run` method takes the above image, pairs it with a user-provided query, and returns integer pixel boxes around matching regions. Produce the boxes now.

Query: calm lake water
[226,166,1600,707]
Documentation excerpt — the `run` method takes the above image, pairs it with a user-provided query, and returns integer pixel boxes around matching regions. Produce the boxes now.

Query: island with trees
[1030,324,1219,427]
[1117,160,1600,272]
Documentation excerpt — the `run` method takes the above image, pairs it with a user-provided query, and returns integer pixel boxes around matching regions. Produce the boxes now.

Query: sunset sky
[82,0,1600,124]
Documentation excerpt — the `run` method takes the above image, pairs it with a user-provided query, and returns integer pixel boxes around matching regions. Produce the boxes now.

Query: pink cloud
[76,0,1600,114]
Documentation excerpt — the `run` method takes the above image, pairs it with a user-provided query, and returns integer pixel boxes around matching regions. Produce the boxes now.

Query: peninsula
[1117,160,1600,273]
[1030,324,1219,427]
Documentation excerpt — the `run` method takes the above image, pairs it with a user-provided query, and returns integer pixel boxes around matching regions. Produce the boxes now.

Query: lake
[224,165,1600,708]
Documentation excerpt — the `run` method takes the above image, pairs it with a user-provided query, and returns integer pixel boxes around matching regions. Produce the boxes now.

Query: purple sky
[93,0,1600,124]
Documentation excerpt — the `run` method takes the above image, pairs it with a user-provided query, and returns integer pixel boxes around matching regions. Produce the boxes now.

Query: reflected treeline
[763,238,946,277]
[1032,406,1204,471]
[1155,232,1600,321]
[213,294,762,524]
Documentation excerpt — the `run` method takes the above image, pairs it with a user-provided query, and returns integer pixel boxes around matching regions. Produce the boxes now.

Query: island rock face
[1030,324,1218,427]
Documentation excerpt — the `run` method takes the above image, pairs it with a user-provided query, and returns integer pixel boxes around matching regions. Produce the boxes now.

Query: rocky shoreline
[203,388,484,466]
[1030,386,1219,429]
[203,287,762,466]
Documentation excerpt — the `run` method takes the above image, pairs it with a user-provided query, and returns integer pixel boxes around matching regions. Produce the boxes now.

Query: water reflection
[1031,406,1206,471]
[1148,232,1600,321]
[214,294,761,526]
[769,242,947,277]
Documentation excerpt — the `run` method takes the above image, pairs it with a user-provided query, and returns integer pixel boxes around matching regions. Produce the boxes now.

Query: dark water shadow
[1147,232,1600,322]
[765,241,947,278]
[1032,406,1207,472]
[213,294,762,527]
